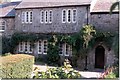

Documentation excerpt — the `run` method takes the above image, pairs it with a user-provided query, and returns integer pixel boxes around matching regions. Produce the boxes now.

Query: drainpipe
[84,6,89,71]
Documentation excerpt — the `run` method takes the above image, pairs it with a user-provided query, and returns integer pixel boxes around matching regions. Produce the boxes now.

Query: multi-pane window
[22,11,33,23]
[29,11,33,23]
[43,40,47,54]
[19,42,24,52]
[24,41,28,52]
[40,10,53,23]
[19,41,32,53]
[22,12,25,23]
[40,11,44,23]
[59,43,63,55]
[26,12,29,23]
[62,9,77,23]
[62,10,66,23]
[0,20,6,31]
[72,9,77,23]
[38,40,48,54]
[38,41,42,54]
[67,9,71,23]
[45,11,48,23]
[49,10,52,23]
[59,43,72,56]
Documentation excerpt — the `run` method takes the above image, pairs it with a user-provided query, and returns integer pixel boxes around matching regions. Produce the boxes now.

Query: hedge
[0,54,34,79]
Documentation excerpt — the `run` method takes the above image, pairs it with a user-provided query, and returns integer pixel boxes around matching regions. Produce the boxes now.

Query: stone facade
[0,18,15,37]
[90,13,119,33]
[15,6,89,34]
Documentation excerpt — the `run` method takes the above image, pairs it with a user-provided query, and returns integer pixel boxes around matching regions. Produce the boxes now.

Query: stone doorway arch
[95,45,105,69]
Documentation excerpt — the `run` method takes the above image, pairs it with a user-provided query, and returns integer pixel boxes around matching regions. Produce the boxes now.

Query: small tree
[81,25,96,70]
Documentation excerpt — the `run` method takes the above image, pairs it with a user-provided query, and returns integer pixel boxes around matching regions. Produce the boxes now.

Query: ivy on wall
[1,25,118,66]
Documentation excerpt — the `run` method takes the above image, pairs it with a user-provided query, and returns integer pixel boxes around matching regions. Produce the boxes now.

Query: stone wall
[0,18,15,37]
[90,13,119,33]
[15,6,89,34]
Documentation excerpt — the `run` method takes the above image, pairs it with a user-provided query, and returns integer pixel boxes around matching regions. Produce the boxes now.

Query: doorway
[95,46,105,69]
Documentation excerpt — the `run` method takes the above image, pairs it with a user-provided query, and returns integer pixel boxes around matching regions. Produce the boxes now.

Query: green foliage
[47,35,60,65]
[33,59,81,79]
[0,54,34,79]
[105,72,116,78]
[2,36,11,54]
[81,25,96,49]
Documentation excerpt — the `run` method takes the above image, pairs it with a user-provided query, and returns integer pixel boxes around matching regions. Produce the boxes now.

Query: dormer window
[0,20,6,32]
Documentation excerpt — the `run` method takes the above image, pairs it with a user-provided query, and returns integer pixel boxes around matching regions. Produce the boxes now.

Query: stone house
[0,1,21,37]
[1,0,119,70]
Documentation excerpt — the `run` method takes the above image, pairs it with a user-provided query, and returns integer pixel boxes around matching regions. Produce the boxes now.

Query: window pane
[38,41,42,53]
[68,10,71,22]
[22,12,25,23]
[30,12,33,23]
[62,10,66,23]
[26,12,29,22]
[73,9,77,23]
[0,21,5,31]
[41,11,44,23]
[49,10,52,23]
[29,41,32,52]
[59,43,63,54]
[43,40,47,54]
[45,11,48,23]
[25,41,28,52]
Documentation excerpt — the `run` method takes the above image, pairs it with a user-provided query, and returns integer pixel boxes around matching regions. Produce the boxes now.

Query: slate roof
[15,0,92,9]
[90,0,119,13]
[0,1,21,17]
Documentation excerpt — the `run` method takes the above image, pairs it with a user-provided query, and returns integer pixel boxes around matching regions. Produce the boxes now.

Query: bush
[0,54,34,79]
[33,59,81,79]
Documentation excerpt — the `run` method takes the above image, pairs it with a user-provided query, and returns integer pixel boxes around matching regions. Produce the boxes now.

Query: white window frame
[43,40,48,54]
[29,11,33,23]
[45,10,48,23]
[38,40,42,54]
[67,9,72,23]
[72,9,77,23]
[59,43,63,55]
[22,12,25,23]
[62,9,66,23]
[40,10,44,23]
[19,42,24,52]
[28,41,32,53]
[25,11,29,23]
[49,10,53,23]
[0,20,6,32]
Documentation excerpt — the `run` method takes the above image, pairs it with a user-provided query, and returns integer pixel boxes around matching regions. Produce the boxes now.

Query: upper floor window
[67,9,71,23]
[45,10,48,23]
[22,11,33,23]
[29,11,33,23]
[0,20,6,32]
[72,9,77,23]
[49,10,53,23]
[40,10,53,23]
[26,12,29,23]
[62,9,77,23]
[62,9,66,23]
[40,11,44,23]
[22,12,25,23]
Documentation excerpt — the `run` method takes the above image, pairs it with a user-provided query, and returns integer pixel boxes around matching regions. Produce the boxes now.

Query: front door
[95,46,105,69]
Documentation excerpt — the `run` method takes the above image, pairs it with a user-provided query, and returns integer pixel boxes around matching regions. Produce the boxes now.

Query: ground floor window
[38,40,48,54]
[59,43,72,56]
[19,41,33,53]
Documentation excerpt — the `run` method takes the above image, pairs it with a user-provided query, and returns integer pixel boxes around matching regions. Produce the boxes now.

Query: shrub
[33,59,81,79]
[0,54,34,79]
